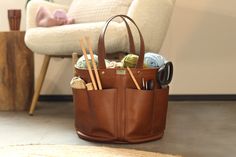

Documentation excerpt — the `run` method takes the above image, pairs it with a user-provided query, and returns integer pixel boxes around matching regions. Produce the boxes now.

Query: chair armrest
[26,0,69,30]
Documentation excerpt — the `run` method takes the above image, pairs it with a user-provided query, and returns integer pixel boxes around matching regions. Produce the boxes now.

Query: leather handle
[98,15,145,69]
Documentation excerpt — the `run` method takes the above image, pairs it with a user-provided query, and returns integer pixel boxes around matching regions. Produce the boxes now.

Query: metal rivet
[101,71,105,74]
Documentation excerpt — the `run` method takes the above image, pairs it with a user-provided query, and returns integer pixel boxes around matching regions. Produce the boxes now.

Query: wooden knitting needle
[84,37,102,90]
[79,39,98,90]
[127,67,141,90]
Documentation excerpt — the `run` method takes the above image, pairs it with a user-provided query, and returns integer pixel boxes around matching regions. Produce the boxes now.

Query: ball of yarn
[121,54,139,68]
[144,52,166,68]
[106,61,123,68]
[70,77,86,89]
[75,54,112,69]
[75,54,99,69]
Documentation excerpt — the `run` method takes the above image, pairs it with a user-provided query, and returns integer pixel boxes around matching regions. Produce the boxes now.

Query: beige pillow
[67,0,133,23]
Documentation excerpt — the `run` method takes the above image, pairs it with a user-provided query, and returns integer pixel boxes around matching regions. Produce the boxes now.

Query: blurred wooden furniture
[0,31,34,111]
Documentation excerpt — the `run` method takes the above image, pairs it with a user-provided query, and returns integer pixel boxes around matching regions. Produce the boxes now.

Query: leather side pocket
[73,89,92,135]
[73,88,117,139]
[125,88,154,139]
[153,87,169,134]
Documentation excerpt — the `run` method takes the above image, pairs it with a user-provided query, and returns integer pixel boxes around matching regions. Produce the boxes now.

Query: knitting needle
[127,67,141,90]
[142,78,145,90]
[79,39,98,90]
[84,37,102,90]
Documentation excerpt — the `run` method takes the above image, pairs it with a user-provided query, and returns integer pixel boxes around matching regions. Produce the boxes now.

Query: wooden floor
[0,101,235,157]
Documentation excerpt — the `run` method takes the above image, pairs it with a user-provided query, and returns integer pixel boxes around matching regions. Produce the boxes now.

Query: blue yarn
[75,52,167,69]
[144,52,166,68]
[75,54,110,69]
[75,54,98,69]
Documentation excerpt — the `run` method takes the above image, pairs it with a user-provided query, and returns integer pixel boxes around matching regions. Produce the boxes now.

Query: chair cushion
[25,21,127,55]
[67,0,133,23]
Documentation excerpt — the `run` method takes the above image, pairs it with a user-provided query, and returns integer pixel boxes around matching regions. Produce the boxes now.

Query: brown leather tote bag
[73,15,169,143]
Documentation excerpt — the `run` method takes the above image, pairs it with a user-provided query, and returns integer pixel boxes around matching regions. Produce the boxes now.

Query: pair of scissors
[157,61,173,88]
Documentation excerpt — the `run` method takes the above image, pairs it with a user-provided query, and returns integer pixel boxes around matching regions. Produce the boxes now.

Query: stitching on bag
[151,89,157,134]
[114,89,118,139]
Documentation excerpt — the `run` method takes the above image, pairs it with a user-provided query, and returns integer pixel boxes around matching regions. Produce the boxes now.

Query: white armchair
[25,0,175,115]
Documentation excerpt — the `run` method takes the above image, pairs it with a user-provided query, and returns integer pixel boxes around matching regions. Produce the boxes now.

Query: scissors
[157,61,173,88]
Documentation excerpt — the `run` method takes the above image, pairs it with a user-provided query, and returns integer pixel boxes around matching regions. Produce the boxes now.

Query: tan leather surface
[73,68,169,143]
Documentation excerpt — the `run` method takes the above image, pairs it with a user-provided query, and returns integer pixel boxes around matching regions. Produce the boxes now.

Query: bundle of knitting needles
[79,37,102,90]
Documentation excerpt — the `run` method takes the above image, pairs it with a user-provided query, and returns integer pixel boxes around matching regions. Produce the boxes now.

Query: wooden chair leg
[72,52,78,76]
[29,55,51,115]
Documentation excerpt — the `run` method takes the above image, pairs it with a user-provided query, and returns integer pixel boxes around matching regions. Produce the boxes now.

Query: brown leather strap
[98,15,135,69]
[98,15,145,69]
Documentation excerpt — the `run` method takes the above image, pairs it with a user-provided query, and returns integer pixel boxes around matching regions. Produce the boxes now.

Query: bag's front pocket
[153,87,169,134]
[125,88,154,139]
[73,88,117,139]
